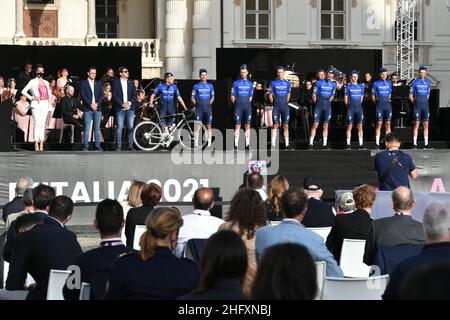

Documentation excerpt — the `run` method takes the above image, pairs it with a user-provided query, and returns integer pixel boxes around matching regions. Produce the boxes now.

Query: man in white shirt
[175,188,224,257]
[248,172,267,201]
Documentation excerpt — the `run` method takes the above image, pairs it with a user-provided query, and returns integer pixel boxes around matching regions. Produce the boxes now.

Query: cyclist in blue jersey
[149,72,188,131]
[309,69,337,150]
[409,65,431,149]
[230,64,254,151]
[268,66,291,149]
[372,68,392,148]
[191,68,214,148]
[344,70,365,150]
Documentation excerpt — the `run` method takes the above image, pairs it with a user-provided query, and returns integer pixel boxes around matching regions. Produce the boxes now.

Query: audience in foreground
[2,177,33,222]
[301,176,336,228]
[6,196,82,300]
[64,199,129,300]
[105,207,199,299]
[219,188,267,296]
[252,243,317,300]
[125,183,162,248]
[247,172,267,201]
[5,188,34,231]
[383,203,450,300]
[180,230,248,300]
[121,180,145,217]
[266,175,290,221]
[363,186,426,265]
[326,184,375,262]
[255,188,343,277]
[176,188,224,258]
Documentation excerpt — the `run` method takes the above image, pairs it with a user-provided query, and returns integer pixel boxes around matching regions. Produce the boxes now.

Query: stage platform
[1,148,449,229]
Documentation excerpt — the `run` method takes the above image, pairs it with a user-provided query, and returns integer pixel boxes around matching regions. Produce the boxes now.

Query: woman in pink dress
[14,94,34,142]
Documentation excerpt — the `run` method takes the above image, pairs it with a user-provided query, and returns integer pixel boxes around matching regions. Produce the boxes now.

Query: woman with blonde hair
[266,175,290,221]
[105,207,199,300]
[121,180,145,217]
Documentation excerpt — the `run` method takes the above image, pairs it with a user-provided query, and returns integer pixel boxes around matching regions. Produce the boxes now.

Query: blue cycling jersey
[191,81,215,103]
[152,83,180,104]
[231,79,253,104]
[269,79,291,105]
[410,78,431,97]
[313,79,337,100]
[345,82,364,104]
[372,80,392,100]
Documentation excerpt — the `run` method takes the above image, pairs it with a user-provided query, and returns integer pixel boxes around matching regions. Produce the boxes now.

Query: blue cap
[240,64,248,71]
[351,70,359,75]
[326,68,335,74]
[164,71,173,78]
[419,65,427,71]
[199,68,207,75]
[380,68,388,73]
[276,66,286,71]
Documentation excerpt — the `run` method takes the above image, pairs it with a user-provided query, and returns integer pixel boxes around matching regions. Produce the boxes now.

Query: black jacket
[64,240,130,300]
[60,95,81,121]
[125,206,154,248]
[363,214,426,266]
[179,278,248,300]
[326,209,373,263]
[5,223,82,300]
[2,197,25,222]
[302,198,335,228]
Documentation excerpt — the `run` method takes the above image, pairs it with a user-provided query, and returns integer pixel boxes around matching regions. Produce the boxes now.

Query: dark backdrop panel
[0,45,141,81]
[216,48,382,82]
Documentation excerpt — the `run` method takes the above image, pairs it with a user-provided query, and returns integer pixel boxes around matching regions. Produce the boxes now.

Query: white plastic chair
[79,282,91,301]
[308,227,332,241]
[340,239,371,278]
[3,261,35,288]
[46,269,71,300]
[322,275,390,300]
[121,227,126,245]
[315,261,326,300]
[133,225,147,250]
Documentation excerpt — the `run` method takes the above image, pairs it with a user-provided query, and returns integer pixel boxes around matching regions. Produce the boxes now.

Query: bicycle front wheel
[133,121,163,151]
[177,120,208,150]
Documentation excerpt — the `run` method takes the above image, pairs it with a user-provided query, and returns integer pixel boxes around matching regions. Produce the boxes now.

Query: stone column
[14,0,26,39]
[86,0,97,39]
[192,0,212,78]
[165,0,186,78]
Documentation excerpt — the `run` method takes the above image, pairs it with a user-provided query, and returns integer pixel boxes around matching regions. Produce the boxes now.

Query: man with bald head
[175,188,225,257]
[363,187,426,265]
[3,177,34,222]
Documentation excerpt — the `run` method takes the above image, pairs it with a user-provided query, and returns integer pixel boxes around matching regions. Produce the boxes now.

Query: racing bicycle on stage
[133,105,208,151]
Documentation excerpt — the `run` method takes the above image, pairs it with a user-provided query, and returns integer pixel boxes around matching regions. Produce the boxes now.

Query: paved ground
[76,232,100,252]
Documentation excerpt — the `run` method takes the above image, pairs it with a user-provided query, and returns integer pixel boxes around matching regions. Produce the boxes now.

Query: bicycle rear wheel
[133,121,163,151]
[177,120,208,150]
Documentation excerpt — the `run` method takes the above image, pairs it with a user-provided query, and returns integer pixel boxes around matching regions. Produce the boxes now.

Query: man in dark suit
[3,184,56,263]
[112,66,137,151]
[80,66,103,151]
[64,199,129,300]
[363,186,426,265]
[326,184,375,263]
[5,195,82,300]
[383,202,450,300]
[16,62,34,92]
[301,176,336,228]
[60,85,83,142]
[2,177,33,222]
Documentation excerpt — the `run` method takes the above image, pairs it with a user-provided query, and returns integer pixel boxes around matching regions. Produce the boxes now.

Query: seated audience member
[252,243,317,300]
[3,177,33,222]
[6,196,82,300]
[337,192,355,214]
[105,207,199,300]
[255,189,343,277]
[363,186,426,265]
[121,180,145,217]
[176,188,225,257]
[14,94,34,142]
[5,188,34,231]
[266,175,290,221]
[219,188,267,296]
[383,203,450,300]
[64,199,129,300]
[326,185,375,262]
[3,184,56,263]
[180,230,248,300]
[14,214,42,234]
[397,263,450,300]
[301,176,336,228]
[60,85,83,142]
[247,173,267,201]
[125,183,162,248]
